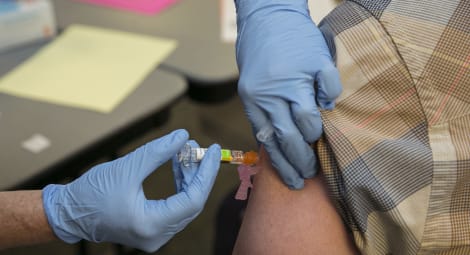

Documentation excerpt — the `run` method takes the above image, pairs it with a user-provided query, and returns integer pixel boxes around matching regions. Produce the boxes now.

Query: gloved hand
[42,129,221,252]
[235,0,342,189]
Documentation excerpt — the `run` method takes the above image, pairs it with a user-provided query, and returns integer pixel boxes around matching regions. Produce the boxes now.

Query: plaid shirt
[317,0,470,254]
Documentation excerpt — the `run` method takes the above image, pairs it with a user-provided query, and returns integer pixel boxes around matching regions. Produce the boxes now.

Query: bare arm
[0,190,57,250]
[233,147,358,255]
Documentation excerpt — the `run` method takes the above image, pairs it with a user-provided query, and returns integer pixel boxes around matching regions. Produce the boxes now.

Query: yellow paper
[0,24,178,113]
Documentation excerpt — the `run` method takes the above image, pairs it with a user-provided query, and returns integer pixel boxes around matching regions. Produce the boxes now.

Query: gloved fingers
[264,99,318,180]
[290,85,324,143]
[257,125,304,190]
[315,63,342,110]
[171,155,183,193]
[134,129,189,182]
[153,144,221,223]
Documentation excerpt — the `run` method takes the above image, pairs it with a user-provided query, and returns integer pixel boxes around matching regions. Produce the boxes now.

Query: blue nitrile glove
[235,0,342,189]
[42,129,221,253]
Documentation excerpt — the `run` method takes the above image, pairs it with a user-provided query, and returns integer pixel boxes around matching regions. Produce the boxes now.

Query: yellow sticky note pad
[0,25,178,113]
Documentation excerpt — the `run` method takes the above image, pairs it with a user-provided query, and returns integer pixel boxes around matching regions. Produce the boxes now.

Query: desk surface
[51,0,238,84]
[0,42,187,190]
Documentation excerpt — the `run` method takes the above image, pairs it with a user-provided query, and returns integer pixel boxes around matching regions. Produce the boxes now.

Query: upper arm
[232,147,358,255]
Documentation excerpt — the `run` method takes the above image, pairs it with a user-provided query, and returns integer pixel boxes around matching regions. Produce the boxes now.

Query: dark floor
[1,93,256,255]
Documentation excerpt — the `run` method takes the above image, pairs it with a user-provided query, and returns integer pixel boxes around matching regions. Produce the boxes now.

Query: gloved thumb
[188,144,222,199]
[132,129,189,182]
[316,65,342,110]
[158,144,221,222]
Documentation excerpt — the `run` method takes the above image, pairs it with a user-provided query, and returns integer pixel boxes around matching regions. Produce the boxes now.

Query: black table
[0,41,187,190]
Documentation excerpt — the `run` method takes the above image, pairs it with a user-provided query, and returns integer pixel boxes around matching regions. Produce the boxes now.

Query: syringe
[177,142,258,167]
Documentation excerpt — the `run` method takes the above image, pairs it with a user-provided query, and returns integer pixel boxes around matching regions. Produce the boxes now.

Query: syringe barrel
[178,143,258,165]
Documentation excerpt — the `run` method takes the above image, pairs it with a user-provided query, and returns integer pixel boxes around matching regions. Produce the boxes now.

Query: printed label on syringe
[220,149,233,162]
[192,148,234,162]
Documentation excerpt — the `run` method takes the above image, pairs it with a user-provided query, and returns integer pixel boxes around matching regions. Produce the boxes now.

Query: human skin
[232,147,359,255]
[0,190,56,250]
